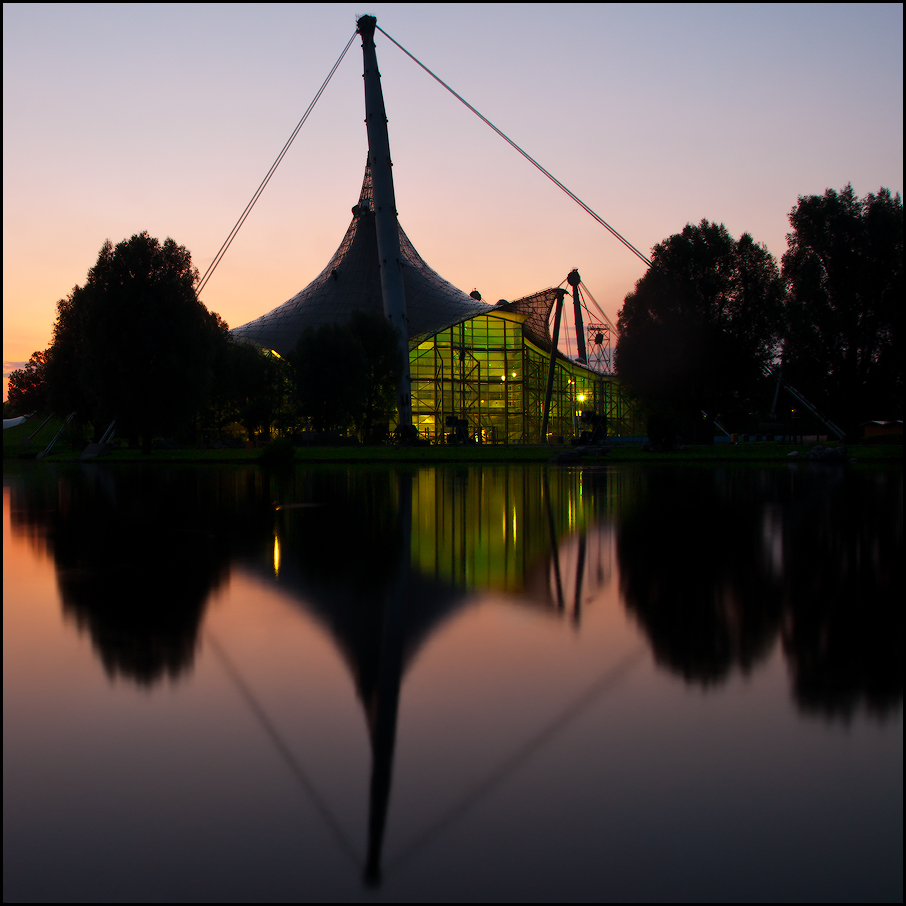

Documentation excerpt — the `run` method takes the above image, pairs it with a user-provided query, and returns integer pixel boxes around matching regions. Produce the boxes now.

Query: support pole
[37,412,74,459]
[764,364,844,440]
[358,15,413,431]
[23,412,53,444]
[568,269,586,365]
[540,288,568,443]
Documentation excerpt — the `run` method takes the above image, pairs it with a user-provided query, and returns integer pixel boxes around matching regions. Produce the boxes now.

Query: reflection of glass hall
[233,167,637,443]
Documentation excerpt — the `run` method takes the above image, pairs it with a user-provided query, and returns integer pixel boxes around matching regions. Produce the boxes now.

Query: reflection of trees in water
[9,460,898,715]
[8,464,275,685]
[9,459,899,889]
[617,467,783,685]
[616,465,903,719]
[780,467,902,720]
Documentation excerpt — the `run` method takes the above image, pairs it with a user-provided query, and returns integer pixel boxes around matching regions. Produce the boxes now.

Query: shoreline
[4,441,901,466]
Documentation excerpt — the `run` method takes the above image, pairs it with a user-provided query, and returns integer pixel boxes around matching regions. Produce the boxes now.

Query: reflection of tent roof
[248,554,470,703]
[231,166,494,356]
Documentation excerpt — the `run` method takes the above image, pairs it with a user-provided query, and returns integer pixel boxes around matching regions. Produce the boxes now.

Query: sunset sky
[3,3,902,399]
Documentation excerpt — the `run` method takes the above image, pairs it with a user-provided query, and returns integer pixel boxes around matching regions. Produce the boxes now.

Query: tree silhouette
[44,288,89,419]
[6,349,48,415]
[45,232,220,450]
[291,310,401,438]
[223,341,291,442]
[615,221,784,441]
[781,185,903,437]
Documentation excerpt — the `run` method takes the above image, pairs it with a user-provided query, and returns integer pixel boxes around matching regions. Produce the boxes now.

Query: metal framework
[585,323,614,374]
[231,165,642,443]
[409,311,640,444]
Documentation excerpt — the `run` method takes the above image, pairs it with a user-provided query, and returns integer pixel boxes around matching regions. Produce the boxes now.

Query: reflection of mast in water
[520,470,615,622]
[252,466,616,884]
[533,525,615,622]
[259,469,471,886]
[363,473,410,886]
[410,465,617,600]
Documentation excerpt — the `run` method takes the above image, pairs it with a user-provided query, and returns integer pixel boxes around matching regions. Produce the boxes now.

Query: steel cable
[196,30,358,298]
[375,24,652,269]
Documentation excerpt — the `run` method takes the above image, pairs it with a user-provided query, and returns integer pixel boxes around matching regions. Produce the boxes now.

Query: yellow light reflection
[273,533,281,577]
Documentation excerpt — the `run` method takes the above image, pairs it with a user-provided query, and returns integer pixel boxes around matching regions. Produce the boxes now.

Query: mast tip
[357,14,377,36]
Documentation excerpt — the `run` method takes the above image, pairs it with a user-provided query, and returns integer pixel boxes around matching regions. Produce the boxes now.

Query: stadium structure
[232,16,638,444]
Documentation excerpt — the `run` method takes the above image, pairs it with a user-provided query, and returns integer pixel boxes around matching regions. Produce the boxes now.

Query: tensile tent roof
[231,166,496,356]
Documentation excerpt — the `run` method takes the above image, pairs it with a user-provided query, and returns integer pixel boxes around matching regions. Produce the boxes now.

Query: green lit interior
[408,465,636,593]
[408,312,640,443]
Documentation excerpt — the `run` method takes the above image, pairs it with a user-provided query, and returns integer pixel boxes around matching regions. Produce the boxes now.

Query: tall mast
[568,269,587,365]
[358,15,413,431]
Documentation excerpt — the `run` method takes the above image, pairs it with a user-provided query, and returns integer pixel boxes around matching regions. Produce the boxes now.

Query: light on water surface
[3,463,902,902]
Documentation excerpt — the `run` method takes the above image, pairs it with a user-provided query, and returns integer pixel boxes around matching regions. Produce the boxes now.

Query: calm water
[3,461,902,902]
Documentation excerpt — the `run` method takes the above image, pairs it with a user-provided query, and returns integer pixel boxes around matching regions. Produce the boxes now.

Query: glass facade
[409,312,641,444]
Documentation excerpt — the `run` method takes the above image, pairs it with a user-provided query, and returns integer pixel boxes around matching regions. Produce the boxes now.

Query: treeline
[7,184,903,447]
[6,232,402,450]
[615,184,903,443]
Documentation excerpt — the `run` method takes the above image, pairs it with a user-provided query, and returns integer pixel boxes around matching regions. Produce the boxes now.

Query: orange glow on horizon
[4,5,901,402]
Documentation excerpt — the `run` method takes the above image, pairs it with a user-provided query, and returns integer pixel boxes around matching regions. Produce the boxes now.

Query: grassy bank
[4,423,902,466]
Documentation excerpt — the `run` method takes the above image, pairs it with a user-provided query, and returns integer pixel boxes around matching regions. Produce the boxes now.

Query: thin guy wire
[204,630,361,868]
[578,281,619,333]
[385,646,648,874]
[556,276,614,361]
[375,25,653,269]
[196,30,358,298]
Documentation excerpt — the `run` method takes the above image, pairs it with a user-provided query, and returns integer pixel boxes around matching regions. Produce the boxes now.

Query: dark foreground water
[3,461,902,902]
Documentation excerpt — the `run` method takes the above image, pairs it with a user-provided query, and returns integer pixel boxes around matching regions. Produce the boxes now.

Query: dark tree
[291,310,401,438]
[226,342,291,442]
[615,221,785,442]
[44,288,89,419]
[6,349,49,415]
[293,323,367,433]
[46,232,219,450]
[781,185,903,437]
[201,313,241,436]
[347,309,403,439]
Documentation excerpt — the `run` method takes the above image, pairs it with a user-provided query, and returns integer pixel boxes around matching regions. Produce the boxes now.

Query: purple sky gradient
[3,3,902,398]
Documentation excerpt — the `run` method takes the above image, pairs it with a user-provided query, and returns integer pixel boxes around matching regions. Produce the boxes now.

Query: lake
[3,460,902,902]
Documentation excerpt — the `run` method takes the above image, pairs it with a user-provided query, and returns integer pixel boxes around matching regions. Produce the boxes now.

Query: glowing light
[273,533,281,577]
[577,394,585,402]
